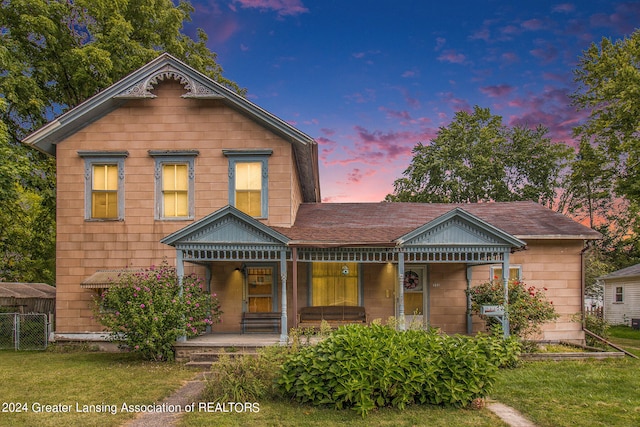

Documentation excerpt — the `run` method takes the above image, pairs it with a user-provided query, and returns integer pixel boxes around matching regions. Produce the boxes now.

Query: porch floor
[173,333,282,363]
[180,333,282,347]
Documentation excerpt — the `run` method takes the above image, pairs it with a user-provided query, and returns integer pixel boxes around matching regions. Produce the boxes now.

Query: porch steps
[176,344,265,368]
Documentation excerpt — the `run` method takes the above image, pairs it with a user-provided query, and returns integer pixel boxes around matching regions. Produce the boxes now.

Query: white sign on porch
[480,305,505,317]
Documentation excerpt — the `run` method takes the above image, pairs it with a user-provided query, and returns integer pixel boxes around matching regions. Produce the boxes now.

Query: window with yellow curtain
[162,164,188,217]
[311,263,359,306]
[91,164,118,219]
[491,265,521,281]
[235,162,262,217]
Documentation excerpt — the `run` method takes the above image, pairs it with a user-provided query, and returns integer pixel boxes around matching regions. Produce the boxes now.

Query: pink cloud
[553,3,575,13]
[500,25,520,38]
[590,2,640,34]
[438,92,472,113]
[437,50,467,64]
[501,52,519,64]
[379,106,412,122]
[506,87,588,145]
[469,28,490,42]
[480,84,514,98]
[521,18,545,31]
[530,40,558,64]
[345,88,376,104]
[232,0,309,16]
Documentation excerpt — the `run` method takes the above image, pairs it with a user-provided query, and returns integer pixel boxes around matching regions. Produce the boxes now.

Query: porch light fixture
[341,265,350,275]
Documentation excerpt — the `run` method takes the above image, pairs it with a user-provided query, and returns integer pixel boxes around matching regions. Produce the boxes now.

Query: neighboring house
[0,283,56,314]
[23,54,600,344]
[601,263,640,327]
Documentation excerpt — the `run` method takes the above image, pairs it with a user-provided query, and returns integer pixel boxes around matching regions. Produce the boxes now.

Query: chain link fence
[0,313,50,350]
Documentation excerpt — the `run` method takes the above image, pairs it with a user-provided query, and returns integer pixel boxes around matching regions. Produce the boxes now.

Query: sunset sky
[184,0,639,202]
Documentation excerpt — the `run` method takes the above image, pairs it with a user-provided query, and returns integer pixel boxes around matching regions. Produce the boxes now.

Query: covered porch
[161,206,526,342]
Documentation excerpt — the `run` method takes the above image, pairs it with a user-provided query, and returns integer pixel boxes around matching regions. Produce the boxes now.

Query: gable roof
[161,205,289,247]
[22,53,320,202]
[600,263,640,281]
[397,207,526,248]
[273,201,600,246]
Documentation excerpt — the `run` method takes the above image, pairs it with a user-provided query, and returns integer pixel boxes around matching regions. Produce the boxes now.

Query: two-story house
[24,54,600,344]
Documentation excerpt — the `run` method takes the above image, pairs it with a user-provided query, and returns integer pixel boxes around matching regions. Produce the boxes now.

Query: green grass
[491,358,640,427]
[178,400,506,427]
[3,328,640,427]
[606,325,640,357]
[0,348,196,427]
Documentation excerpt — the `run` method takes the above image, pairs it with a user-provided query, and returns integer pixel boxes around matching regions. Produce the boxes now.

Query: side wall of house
[604,279,640,326]
[55,80,303,334]
[470,239,586,342]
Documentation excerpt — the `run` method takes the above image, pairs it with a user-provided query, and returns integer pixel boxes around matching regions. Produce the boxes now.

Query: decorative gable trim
[161,205,289,247]
[114,63,224,99]
[397,208,526,249]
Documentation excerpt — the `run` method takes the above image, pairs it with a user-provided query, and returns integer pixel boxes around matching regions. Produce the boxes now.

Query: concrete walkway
[122,374,536,427]
[122,372,206,427]
[487,400,537,427]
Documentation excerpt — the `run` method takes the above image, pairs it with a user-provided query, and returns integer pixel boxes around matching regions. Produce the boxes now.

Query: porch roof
[274,201,600,245]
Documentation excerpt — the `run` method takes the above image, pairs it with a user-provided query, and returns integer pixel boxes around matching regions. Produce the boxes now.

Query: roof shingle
[273,201,600,245]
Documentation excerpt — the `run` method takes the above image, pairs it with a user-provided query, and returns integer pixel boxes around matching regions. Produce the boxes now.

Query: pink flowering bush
[95,262,222,361]
[467,279,558,339]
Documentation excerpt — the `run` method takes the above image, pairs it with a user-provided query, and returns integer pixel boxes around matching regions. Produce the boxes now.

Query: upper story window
[223,150,272,218]
[149,150,198,220]
[78,151,128,221]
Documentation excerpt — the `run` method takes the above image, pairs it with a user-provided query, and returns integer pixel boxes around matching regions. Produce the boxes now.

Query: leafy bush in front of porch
[94,262,221,361]
[202,345,293,403]
[467,279,558,339]
[277,324,520,416]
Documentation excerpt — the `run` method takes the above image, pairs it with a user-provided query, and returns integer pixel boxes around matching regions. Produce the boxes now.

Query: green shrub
[203,345,292,402]
[94,262,221,361]
[584,314,609,348]
[277,324,513,416]
[468,279,559,339]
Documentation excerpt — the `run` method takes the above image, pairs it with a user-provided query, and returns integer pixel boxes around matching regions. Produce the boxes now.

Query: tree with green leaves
[572,30,640,203]
[572,30,640,270]
[386,106,574,207]
[0,0,242,283]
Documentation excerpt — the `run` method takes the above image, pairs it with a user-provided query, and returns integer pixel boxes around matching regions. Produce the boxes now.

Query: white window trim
[223,149,272,219]
[78,151,128,221]
[149,150,198,220]
[614,285,624,304]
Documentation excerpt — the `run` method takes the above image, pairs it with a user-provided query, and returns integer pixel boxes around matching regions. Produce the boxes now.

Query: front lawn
[178,400,505,427]
[0,349,195,427]
[491,357,640,427]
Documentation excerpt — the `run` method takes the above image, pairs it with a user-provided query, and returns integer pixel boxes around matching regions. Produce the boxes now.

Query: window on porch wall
[490,265,521,281]
[311,262,359,306]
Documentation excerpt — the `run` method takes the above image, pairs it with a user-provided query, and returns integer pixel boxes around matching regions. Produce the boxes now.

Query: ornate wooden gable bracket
[114,63,224,99]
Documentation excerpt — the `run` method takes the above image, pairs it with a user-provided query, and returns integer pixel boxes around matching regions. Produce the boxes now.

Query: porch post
[466,265,473,334]
[176,249,186,342]
[292,247,298,328]
[280,249,288,343]
[398,251,406,331]
[205,264,212,333]
[502,251,510,339]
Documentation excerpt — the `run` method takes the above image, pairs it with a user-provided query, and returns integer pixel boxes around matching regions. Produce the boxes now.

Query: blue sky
[184,0,639,202]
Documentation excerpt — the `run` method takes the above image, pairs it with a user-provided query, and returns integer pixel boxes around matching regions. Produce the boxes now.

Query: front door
[244,265,277,313]
[403,265,427,327]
